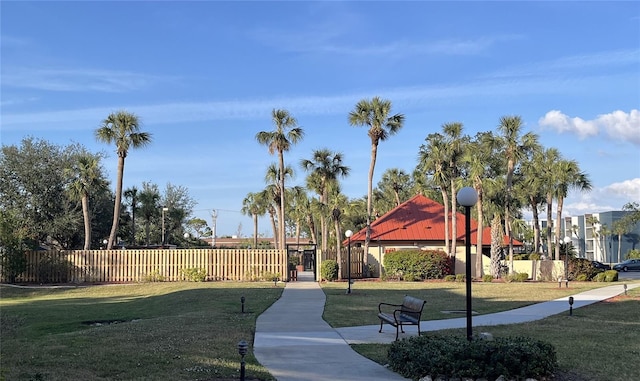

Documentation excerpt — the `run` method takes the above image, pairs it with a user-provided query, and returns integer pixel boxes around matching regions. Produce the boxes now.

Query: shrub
[383,250,452,281]
[627,249,640,259]
[505,272,528,282]
[143,270,165,282]
[595,270,618,282]
[34,253,73,283]
[321,260,338,281]
[482,274,494,282]
[455,274,465,282]
[575,274,588,282]
[262,272,280,283]
[181,268,207,282]
[568,258,600,281]
[387,334,557,380]
[444,275,456,282]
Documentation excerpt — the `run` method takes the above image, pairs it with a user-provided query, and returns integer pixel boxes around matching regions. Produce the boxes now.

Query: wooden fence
[4,249,288,283]
[323,247,364,279]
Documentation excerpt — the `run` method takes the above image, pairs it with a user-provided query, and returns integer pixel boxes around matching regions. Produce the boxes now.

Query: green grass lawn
[330,282,640,381]
[2,280,638,381]
[0,282,283,381]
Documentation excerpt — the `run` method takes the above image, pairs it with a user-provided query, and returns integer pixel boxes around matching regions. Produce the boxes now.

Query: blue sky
[1,1,639,237]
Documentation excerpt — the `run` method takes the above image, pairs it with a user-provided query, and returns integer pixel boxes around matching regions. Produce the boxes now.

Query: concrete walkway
[253,272,639,381]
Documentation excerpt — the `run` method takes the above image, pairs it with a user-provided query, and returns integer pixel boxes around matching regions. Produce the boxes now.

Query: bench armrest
[378,302,402,313]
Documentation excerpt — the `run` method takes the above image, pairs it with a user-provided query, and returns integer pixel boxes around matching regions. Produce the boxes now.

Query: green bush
[383,250,452,281]
[321,260,338,281]
[482,274,494,282]
[143,270,165,282]
[444,275,456,282]
[575,274,588,282]
[568,258,600,281]
[34,253,73,283]
[595,270,618,282]
[455,274,465,282]
[181,268,207,282]
[387,334,557,380]
[505,272,528,282]
[627,249,640,259]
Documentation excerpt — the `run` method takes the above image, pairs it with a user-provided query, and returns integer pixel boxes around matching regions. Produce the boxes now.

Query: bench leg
[395,325,399,340]
[379,319,383,333]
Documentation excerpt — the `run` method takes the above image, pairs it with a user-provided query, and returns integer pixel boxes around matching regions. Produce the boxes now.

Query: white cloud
[538,109,640,145]
[1,67,179,93]
[602,178,640,201]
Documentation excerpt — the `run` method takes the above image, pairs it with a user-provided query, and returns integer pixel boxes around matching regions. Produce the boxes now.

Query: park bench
[378,295,426,340]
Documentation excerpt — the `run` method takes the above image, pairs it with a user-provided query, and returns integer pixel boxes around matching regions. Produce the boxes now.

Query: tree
[124,186,139,245]
[185,218,210,240]
[161,183,197,245]
[552,159,592,260]
[519,146,550,255]
[95,110,152,249]
[256,109,304,250]
[66,153,108,250]
[497,115,539,272]
[0,137,97,248]
[300,148,350,252]
[417,133,451,256]
[263,163,294,248]
[442,122,466,262]
[349,97,405,272]
[465,131,499,277]
[374,168,413,216]
[138,182,161,246]
[242,192,268,248]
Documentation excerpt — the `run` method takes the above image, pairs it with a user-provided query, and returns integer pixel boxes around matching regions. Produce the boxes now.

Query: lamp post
[457,186,478,341]
[563,236,571,282]
[345,230,353,294]
[161,207,169,246]
[594,222,601,261]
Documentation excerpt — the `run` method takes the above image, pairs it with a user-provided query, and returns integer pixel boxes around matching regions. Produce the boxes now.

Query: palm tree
[66,154,107,250]
[256,109,304,250]
[497,115,538,272]
[378,168,412,208]
[138,182,160,246]
[465,131,498,277]
[418,133,451,256]
[349,97,404,272]
[95,111,152,249]
[539,148,562,258]
[520,146,550,255]
[553,159,592,260]
[300,148,350,252]
[264,163,294,248]
[442,122,466,261]
[241,192,267,249]
[123,186,139,245]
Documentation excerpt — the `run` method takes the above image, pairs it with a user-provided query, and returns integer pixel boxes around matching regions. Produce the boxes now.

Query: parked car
[591,261,611,270]
[613,259,640,272]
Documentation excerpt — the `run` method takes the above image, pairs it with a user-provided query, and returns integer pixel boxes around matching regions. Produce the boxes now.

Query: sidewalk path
[254,272,638,380]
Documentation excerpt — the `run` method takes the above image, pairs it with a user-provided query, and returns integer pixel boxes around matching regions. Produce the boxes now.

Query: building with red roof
[345,194,521,276]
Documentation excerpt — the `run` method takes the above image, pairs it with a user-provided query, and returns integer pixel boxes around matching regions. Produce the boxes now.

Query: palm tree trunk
[269,210,278,249]
[335,218,342,280]
[475,187,483,278]
[107,156,125,249]
[278,151,286,251]
[530,197,541,254]
[554,197,565,260]
[546,194,553,258]
[82,195,91,250]
[450,179,457,262]
[252,214,258,248]
[441,189,450,256]
[364,142,378,274]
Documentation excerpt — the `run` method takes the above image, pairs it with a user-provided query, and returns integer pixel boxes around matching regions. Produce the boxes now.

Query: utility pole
[211,209,217,247]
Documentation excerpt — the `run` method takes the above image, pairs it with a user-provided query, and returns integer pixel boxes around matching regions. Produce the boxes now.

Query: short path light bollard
[568,296,574,316]
[624,284,628,296]
[558,277,563,288]
[238,340,248,381]
[565,278,569,288]
[241,296,245,313]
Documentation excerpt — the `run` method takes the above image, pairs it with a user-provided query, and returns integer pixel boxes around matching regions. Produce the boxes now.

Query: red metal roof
[348,194,519,247]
